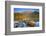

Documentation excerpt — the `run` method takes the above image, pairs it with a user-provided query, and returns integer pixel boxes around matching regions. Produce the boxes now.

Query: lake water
[14,21,39,28]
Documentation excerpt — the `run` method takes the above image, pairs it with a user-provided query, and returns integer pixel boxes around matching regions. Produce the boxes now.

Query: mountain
[18,10,32,15]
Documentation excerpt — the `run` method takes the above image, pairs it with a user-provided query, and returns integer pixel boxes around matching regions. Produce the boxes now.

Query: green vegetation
[14,11,39,22]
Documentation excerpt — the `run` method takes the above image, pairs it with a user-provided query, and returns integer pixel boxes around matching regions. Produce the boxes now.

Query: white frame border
[11,5,42,32]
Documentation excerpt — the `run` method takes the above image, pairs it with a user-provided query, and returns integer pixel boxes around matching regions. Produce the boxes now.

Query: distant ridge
[14,10,32,14]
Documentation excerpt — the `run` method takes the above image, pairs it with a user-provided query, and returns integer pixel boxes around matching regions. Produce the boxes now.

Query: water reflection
[14,21,39,28]
[35,21,39,27]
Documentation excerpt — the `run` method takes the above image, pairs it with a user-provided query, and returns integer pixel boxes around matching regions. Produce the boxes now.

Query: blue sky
[14,8,39,13]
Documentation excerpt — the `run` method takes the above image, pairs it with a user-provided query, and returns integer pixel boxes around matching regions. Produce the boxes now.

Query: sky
[14,8,39,13]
